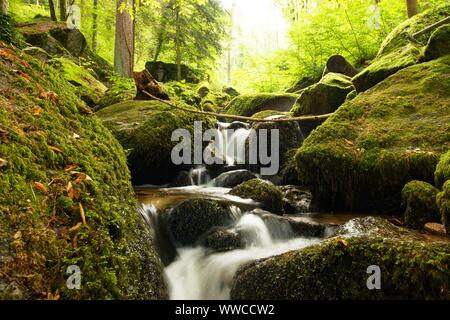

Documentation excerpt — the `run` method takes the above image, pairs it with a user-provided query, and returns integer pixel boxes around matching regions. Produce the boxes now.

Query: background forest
[8,0,450,92]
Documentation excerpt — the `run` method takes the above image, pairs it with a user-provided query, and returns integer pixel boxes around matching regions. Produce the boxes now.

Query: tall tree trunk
[175,8,181,81]
[59,0,67,21]
[92,0,99,51]
[0,0,8,15]
[406,0,419,18]
[114,0,135,78]
[49,0,58,21]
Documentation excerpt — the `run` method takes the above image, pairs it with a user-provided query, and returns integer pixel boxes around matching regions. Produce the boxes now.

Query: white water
[212,123,251,165]
[189,165,211,186]
[165,213,320,300]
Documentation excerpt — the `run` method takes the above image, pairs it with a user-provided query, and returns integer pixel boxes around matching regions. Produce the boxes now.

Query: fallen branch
[142,90,332,123]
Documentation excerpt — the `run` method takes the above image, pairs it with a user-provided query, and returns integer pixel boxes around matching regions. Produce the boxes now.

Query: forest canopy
[6,0,450,92]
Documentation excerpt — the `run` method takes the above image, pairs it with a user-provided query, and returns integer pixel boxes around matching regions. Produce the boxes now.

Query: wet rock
[227,121,249,130]
[279,185,313,213]
[200,227,244,252]
[166,199,235,246]
[230,179,284,214]
[402,180,440,229]
[230,236,450,300]
[213,170,257,188]
[171,170,193,187]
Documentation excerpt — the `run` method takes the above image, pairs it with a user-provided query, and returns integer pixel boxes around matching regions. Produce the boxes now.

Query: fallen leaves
[31,106,43,116]
[337,239,349,247]
[0,158,7,168]
[64,164,79,172]
[71,172,93,184]
[48,145,64,153]
[69,222,82,232]
[66,181,79,200]
[37,84,58,102]
[33,182,48,194]
[0,48,17,61]
[79,203,86,225]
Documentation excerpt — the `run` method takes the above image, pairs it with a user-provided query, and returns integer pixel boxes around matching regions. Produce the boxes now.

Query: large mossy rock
[224,93,299,117]
[97,100,215,185]
[353,4,450,92]
[402,181,440,229]
[231,237,450,300]
[0,43,166,299]
[291,73,355,116]
[166,199,234,246]
[51,57,107,107]
[230,179,283,214]
[295,57,450,213]
[437,180,450,238]
[423,24,450,62]
[18,19,113,82]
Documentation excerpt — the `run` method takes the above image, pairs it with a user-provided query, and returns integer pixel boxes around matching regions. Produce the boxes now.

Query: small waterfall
[164,212,321,300]
[189,165,210,186]
[212,123,251,166]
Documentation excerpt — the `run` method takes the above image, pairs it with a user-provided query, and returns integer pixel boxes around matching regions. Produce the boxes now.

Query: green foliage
[0,12,24,46]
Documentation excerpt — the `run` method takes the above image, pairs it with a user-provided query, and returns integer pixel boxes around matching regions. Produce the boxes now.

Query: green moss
[353,4,450,92]
[402,180,440,229]
[97,100,215,185]
[295,57,450,213]
[291,73,354,116]
[163,81,201,107]
[437,180,450,238]
[435,151,450,189]
[50,57,107,107]
[0,43,167,299]
[224,93,299,117]
[0,13,24,47]
[231,237,450,300]
[423,24,450,62]
[166,199,234,246]
[230,179,283,214]
[97,76,136,110]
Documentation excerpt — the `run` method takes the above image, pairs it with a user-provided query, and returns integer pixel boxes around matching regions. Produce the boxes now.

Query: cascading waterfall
[189,165,211,186]
[141,202,321,300]
[213,122,251,166]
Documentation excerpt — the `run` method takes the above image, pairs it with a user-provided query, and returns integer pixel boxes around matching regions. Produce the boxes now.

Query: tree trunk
[114,0,135,78]
[92,0,98,51]
[48,0,57,21]
[59,0,67,21]
[406,0,419,18]
[175,8,181,81]
[0,0,8,15]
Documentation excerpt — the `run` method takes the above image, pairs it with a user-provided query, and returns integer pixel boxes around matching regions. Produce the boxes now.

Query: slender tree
[114,0,135,78]
[406,0,419,18]
[49,0,58,21]
[92,0,99,51]
[59,0,67,21]
[0,0,8,14]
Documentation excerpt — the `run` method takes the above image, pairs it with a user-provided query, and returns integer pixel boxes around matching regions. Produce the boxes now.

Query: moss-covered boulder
[295,56,450,213]
[50,57,107,107]
[97,100,214,185]
[163,81,201,107]
[437,180,450,238]
[291,73,355,116]
[200,227,244,253]
[423,24,450,62]
[231,237,450,300]
[353,4,450,92]
[402,181,441,229]
[230,179,283,214]
[96,77,136,111]
[166,199,234,247]
[18,19,113,82]
[435,150,450,189]
[224,93,299,117]
[0,43,166,299]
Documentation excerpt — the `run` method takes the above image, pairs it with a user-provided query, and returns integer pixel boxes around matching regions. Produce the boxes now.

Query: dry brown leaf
[66,181,79,200]
[344,139,354,146]
[79,203,86,225]
[32,106,43,116]
[13,230,22,240]
[48,145,64,153]
[16,70,31,82]
[337,239,348,247]
[34,182,48,193]
[69,222,82,232]
[74,172,93,184]
[0,158,7,168]
[64,164,79,172]
[0,48,17,61]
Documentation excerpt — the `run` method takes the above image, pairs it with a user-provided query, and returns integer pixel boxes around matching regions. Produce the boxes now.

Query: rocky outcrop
[295,56,450,213]
[213,170,257,188]
[0,43,167,299]
[230,179,283,214]
[97,100,215,185]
